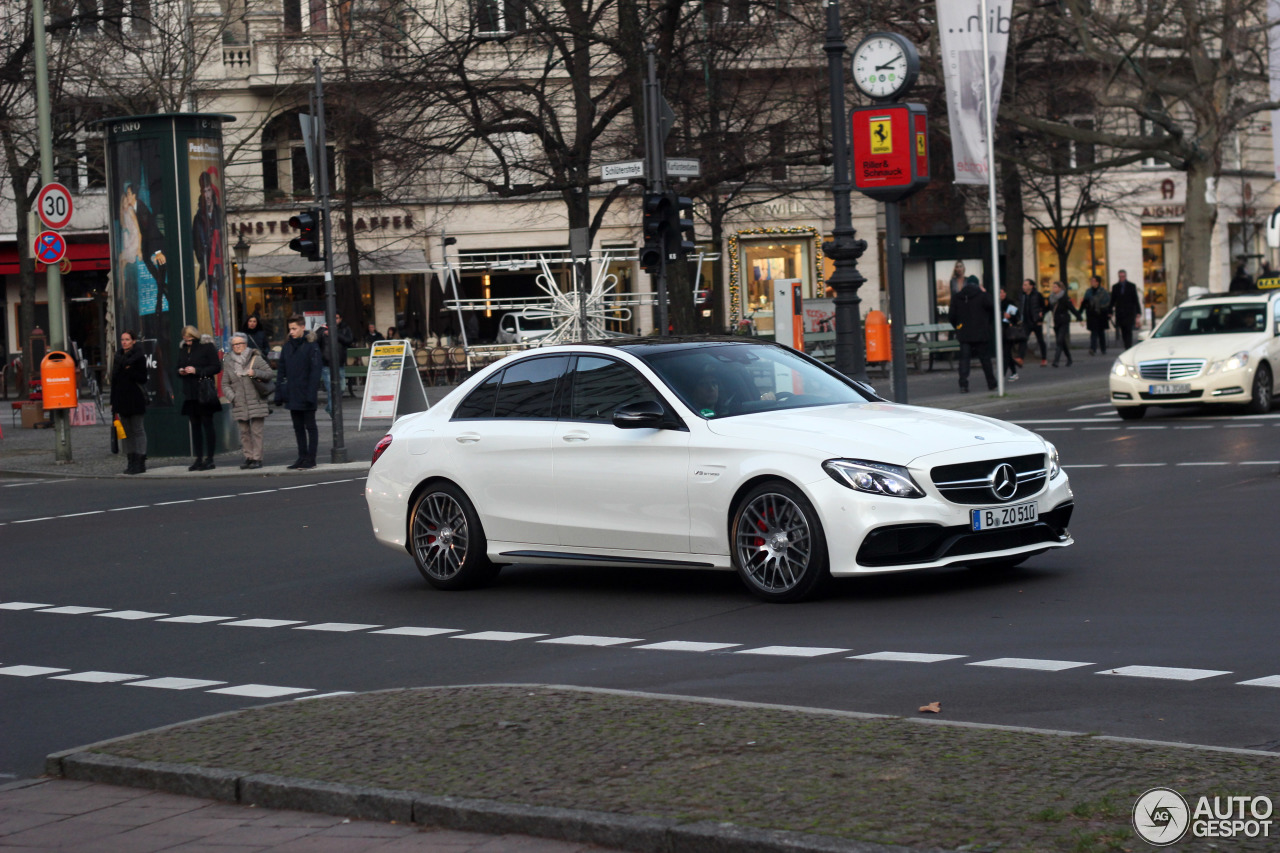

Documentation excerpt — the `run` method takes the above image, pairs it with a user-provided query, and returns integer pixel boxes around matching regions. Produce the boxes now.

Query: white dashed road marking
[538,635,643,646]
[97,610,168,620]
[737,646,850,658]
[206,684,314,698]
[37,606,109,615]
[372,626,461,637]
[295,622,383,632]
[0,665,68,677]
[1237,676,1280,688]
[453,631,548,642]
[127,677,227,690]
[969,658,1093,672]
[158,615,234,623]
[1099,666,1230,681]
[51,671,146,683]
[0,602,52,610]
[851,652,966,663]
[635,641,741,653]
[222,619,307,628]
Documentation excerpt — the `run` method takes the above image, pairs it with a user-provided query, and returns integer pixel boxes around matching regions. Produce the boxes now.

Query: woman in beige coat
[223,332,276,469]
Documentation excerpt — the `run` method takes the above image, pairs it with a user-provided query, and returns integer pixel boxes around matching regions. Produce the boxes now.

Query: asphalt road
[3,398,1279,783]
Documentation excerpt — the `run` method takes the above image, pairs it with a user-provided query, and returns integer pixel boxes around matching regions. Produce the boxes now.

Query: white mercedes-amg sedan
[365,338,1074,602]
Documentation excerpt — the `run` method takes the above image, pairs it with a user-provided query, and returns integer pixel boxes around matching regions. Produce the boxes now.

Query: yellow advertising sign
[916,132,926,156]
[869,116,893,155]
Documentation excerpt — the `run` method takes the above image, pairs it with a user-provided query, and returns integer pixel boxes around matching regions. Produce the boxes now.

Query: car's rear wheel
[731,482,829,603]
[1246,364,1273,415]
[1115,405,1145,420]
[410,483,499,590]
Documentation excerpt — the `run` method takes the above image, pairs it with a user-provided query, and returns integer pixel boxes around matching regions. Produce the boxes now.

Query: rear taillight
[371,434,393,466]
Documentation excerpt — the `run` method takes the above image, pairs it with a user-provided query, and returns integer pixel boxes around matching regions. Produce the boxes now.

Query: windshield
[640,343,873,418]
[1153,302,1266,338]
[519,315,555,332]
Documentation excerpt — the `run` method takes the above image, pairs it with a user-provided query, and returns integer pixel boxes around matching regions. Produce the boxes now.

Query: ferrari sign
[851,103,930,202]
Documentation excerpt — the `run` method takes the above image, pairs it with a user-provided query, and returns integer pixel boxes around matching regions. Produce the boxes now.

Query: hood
[705,403,1040,465]
[1121,332,1263,364]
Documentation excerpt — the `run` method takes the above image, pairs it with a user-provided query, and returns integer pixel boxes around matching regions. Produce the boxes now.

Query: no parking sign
[33,231,67,266]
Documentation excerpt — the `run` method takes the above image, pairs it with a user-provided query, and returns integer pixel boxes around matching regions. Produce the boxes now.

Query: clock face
[853,34,915,100]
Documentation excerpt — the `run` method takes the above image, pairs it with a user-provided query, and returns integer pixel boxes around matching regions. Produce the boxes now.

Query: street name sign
[601,161,645,182]
[665,158,701,179]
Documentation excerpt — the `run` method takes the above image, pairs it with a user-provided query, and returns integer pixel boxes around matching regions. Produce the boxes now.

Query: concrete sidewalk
[0,333,1114,480]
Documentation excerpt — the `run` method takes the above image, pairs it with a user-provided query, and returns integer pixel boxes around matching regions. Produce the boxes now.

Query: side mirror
[613,399,667,429]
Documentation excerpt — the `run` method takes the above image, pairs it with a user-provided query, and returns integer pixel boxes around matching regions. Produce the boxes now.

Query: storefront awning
[244,249,430,278]
[0,240,111,275]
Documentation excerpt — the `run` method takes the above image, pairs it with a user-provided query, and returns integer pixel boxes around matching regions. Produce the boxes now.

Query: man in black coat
[949,275,997,393]
[315,311,355,413]
[276,314,323,469]
[1019,278,1049,366]
[1110,269,1143,350]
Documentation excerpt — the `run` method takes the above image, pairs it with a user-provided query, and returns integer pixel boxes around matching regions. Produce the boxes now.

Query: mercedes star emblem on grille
[989,463,1018,501]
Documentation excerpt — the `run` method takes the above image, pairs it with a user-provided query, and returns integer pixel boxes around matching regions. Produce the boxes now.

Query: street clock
[852,32,919,102]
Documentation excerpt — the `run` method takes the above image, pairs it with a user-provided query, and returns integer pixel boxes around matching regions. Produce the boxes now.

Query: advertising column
[103,113,235,457]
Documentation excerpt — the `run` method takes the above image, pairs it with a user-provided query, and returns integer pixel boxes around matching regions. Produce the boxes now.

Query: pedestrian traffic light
[668,195,696,260]
[288,208,322,261]
[640,192,672,275]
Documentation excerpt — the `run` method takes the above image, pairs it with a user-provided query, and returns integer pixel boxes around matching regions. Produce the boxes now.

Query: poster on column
[937,1,1010,185]
[187,139,232,353]
[359,340,430,429]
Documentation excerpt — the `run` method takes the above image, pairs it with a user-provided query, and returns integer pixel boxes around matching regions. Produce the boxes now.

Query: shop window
[1035,227,1107,304]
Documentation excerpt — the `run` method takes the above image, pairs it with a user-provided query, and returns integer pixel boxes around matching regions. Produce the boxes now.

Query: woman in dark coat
[275,313,323,470]
[110,329,149,475]
[177,324,223,471]
[242,314,269,352]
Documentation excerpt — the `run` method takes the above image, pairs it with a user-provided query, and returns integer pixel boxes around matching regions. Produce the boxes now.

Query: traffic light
[668,195,696,260]
[640,192,672,275]
[288,208,322,261]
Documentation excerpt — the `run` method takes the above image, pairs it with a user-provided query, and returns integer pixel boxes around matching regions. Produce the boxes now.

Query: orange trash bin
[39,352,78,410]
[865,310,890,363]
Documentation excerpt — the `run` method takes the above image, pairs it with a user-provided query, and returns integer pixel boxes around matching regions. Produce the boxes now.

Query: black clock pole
[822,0,868,383]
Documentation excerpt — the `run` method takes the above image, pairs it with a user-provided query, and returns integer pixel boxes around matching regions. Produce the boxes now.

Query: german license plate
[1148,383,1191,395]
[971,502,1038,531]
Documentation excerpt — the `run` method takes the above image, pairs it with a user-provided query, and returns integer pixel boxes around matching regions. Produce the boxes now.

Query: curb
[46,752,936,853]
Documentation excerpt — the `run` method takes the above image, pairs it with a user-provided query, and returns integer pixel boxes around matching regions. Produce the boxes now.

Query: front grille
[930,453,1047,505]
[856,502,1074,568]
[1139,359,1205,381]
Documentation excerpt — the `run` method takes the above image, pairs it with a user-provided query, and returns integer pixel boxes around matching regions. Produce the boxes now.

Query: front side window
[453,372,500,419]
[492,356,568,419]
[567,357,660,422]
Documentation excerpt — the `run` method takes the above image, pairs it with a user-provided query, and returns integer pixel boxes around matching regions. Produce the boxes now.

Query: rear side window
[453,373,500,419]
[568,356,660,422]
[493,356,569,419]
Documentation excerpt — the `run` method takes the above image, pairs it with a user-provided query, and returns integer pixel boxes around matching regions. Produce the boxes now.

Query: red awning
[0,241,111,275]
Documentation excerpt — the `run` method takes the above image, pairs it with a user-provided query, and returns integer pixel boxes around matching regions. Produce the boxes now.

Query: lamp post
[233,232,250,328]
[822,0,869,382]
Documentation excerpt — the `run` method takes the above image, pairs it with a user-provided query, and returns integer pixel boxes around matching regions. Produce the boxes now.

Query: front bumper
[1110,369,1252,407]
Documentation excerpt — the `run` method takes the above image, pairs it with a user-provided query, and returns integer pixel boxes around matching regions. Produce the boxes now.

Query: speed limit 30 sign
[37,182,74,230]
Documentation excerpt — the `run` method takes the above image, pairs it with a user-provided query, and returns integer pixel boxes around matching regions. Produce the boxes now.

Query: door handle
[561,432,590,443]
[455,434,480,444]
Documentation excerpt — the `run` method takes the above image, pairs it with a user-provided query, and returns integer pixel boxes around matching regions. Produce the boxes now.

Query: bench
[903,323,959,371]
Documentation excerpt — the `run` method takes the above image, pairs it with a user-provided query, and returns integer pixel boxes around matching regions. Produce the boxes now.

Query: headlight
[823,459,924,499]
[1208,351,1250,374]
[1111,358,1139,379]
[1045,441,1061,479]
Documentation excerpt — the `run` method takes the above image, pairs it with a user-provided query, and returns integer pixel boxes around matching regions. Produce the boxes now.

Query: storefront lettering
[1141,205,1186,218]
[760,200,813,218]
[235,214,415,238]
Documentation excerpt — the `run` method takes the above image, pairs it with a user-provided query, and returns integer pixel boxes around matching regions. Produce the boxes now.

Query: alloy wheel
[735,491,814,593]
[412,492,470,582]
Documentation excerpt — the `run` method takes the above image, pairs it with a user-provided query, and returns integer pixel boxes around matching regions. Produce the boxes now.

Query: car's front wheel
[409,483,499,590]
[1246,363,1273,415]
[731,481,829,603]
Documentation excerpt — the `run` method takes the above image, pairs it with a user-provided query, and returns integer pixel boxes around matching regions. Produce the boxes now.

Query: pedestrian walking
[1082,275,1112,355]
[1000,285,1022,381]
[110,329,148,475]
[1110,269,1142,351]
[223,333,275,469]
[950,275,997,393]
[1050,281,1084,367]
[276,314,322,470]
[1020,278,1049,366]
[242,314,269,352]
[177,325,223,471]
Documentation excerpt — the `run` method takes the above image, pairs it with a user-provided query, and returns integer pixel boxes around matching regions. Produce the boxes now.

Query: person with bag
[177,325,223,471]
[223,332,275,469]
[110,329,149,475]
[275,314,323,470]
[999,285,1023,381]
[949,275,998,393]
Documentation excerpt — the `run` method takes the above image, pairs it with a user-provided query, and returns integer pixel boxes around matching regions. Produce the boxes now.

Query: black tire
[1246,364,1273,415]
[409,483,499,590]
[1115,406,1146,420]
[730,481,830,603]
